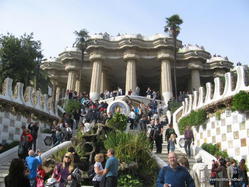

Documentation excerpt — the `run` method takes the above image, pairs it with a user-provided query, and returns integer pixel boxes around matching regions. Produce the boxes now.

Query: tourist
[92,153,104,187]
[214,158,229,187]
[36,164,45,187]
[238,159,248,187]
[128,109,136,129]
[154,119,163,154]
[25,150,42,187]
[102,148,119,187]
[52,152,74,187]
[156,152,195,187]
[184,125,194,157]
[68,146,81,169]
[135,86,140,96]
[165,123,177,153]
[168,133,176,152]
[228,159,240,187]
[5,158,31,187]
[28,121,39,152]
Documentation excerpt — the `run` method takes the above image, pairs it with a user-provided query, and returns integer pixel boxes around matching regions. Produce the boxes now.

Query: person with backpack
[91,153,104,187]
[184,126,194,157]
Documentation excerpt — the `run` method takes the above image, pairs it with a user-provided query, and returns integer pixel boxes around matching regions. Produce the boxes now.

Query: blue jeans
[240,181,247,187]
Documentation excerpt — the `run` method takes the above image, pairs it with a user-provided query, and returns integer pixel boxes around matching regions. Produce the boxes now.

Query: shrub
[118,174,143,187]
[107,112,128,131]
[232,91,249,111]
[201,143,228,159]
[168,100,182,113]
[104,131,158,186]
[178,109,207,134]
[64,99,81,114]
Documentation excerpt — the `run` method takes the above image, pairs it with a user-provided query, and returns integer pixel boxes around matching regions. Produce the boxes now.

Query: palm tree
[73,29,89,93]
[164,14,183,101]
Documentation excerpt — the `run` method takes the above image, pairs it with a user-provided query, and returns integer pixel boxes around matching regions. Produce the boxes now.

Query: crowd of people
[3,88,249,187]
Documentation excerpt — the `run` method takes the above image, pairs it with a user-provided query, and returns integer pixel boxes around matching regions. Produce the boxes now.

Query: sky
[0,0,249,65]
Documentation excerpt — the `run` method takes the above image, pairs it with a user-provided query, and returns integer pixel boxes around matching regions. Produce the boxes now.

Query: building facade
[41,33,233,103]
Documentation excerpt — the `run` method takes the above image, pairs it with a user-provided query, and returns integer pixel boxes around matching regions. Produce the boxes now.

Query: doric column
[75,74,80,94]
[124,50,138,95]
[191,69,201,91]
[158,49,173,104]
[89,51,103,100]
[66,71,77,91]
[55,86,61,103]
[100,71,109,93]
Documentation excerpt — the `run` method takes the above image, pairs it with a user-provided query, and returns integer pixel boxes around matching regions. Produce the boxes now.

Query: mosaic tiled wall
[193,110,249,161]
[0,111,49,144]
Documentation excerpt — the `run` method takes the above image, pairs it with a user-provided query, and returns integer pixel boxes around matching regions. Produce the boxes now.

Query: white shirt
[92,162,103,182]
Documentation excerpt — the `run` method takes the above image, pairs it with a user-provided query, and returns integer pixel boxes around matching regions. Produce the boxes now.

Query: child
[168,134,176,152]
[36,165,45,187]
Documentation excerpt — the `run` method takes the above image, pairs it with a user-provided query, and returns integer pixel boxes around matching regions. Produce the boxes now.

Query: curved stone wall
[0,77,59,144]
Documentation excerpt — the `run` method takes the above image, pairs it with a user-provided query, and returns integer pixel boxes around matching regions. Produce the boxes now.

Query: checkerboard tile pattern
[193,111,249,161]
[0,111,47,144]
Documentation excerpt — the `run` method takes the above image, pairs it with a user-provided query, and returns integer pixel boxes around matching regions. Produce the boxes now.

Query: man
[154,119,163,154]
[184,126,194,157]
[156,152,195,187]
[28,121,39,151]
[102,148,119,187]
[25,150,42,187]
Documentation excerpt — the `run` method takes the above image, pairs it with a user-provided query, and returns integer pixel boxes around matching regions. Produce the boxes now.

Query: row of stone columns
[61,52,201,104]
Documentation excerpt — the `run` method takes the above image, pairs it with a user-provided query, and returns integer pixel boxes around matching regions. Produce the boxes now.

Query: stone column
[75,74,81,94]
[100,71,109,93]
[66,71,77,91]
[89,51,103,100]
[124,50,138,95]
[158,49,173,104]
[55,86,61,103]
[191,69,201,91]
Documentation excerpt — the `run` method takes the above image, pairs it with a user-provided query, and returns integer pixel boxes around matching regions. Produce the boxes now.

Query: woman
[239,159,248,187]
[92,153,104,187]
[52,152,74,187]
[4,158,30,187]
[214,158,229,187]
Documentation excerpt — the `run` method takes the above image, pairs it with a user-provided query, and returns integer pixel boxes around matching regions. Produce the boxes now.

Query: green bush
[178,109,207,134]
[168,100,182,113]
[118,174,142,187]
[232,91,249,111]
[201,143,228,158]
[107,112,128,131]
[104,131,158,186]
[0,141,19,154]
[64,99,81,114]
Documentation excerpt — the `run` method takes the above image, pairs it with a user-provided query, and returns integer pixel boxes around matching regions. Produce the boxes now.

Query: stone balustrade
[176,66,248,120]
[0,77,58,117]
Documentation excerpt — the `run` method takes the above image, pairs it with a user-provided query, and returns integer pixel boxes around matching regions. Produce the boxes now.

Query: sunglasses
[64,156,71,159]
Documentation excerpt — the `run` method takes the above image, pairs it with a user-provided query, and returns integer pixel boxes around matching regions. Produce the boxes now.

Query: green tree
[73,29,89,92]
[164,14,183,100]
[0,33,43,87]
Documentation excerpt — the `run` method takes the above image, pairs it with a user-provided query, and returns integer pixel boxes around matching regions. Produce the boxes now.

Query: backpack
[87,164,95,179]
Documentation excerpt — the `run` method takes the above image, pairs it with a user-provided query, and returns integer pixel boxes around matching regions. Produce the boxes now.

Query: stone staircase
[0,133,52,187]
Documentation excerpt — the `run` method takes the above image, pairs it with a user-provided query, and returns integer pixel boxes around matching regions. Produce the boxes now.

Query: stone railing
[175,65,248,121]
[0,77,58,118]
